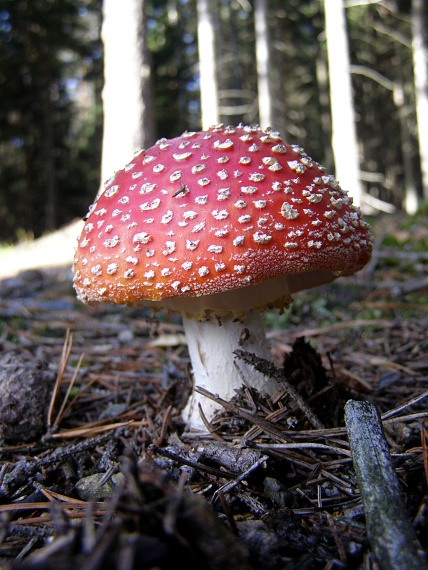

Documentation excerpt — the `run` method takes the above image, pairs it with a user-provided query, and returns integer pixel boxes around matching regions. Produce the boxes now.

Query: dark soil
[0,213,427,569]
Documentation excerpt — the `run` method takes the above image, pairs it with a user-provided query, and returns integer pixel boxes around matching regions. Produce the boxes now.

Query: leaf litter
[0,214,426,569]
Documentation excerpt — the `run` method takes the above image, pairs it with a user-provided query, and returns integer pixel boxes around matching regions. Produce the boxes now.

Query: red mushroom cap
[73,125,373,315]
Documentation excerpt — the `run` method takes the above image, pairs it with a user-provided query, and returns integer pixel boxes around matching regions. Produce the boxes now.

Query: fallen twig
[345,399,428,570]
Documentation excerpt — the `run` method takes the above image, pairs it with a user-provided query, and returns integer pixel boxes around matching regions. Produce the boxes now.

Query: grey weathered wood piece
[344,399,427,570]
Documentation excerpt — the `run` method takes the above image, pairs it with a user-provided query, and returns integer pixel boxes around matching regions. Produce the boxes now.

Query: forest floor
[0,212,427,569]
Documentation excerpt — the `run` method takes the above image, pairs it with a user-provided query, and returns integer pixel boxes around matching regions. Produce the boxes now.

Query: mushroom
[73,124,373,431]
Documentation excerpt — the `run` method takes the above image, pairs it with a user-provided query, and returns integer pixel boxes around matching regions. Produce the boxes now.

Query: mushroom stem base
[182,310,278,431]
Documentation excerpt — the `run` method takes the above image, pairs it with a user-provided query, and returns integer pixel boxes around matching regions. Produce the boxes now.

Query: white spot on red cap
[186,240,199,250]
[241,186,258,194]
[173,152,192,160]
[238,214,251,223]
[280,202,299,220]
[140,198,161,211]
[183,210,197,220]
[239,157,251,165]
[91,264,102,276]
[212,209,229,220]
[214,139,233,150]
[249,173,265,182]
[217,188,231,200]
[214,228,228,237]
[253,231,272,244]
[301,156,314,167]
[161,210,174,224]
[192,163,206,174]
[105,185,119,198]
[331,197,344,209]
[133,232,152,244]
[208,244,223,253]
[192,221,205,233]
[163,241,176,255]
[288,160,306,174]
[140,183,156,194]
[104,235,120,248]
[254,200,267,209]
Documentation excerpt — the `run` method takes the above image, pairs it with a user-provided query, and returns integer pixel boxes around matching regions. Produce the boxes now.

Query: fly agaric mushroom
[73,124,373,430]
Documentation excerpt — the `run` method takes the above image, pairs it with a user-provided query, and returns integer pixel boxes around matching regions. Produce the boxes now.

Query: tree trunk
[100,0,155,191]
[197,0,219,129]
[411,0,428,205]
[269,0,286,139]
[316,54,334,173]
[254,0,274,130]
[394,83,418,214]
[324,0,363,207]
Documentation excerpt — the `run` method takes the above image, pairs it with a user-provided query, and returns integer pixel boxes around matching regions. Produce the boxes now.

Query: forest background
[0,0,427,249]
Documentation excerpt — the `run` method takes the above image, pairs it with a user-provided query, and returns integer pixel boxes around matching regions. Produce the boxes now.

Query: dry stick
[47,329,73,427]
[233,349,324,429]
[380,389,428,421]
[52,352,85,429]
[344,400,428,570]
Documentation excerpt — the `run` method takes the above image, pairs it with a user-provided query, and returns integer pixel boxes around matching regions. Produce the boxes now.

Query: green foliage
[346,3,419,209]
[271,0,326,159]
[0,0,424,245]
[0,0,103,241]
[147,0,200,137]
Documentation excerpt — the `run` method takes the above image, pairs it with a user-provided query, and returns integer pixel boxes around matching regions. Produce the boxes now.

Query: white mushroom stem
[181,310,279,430]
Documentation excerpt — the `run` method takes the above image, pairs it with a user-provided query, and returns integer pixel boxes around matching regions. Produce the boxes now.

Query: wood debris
[0,215,426,568]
